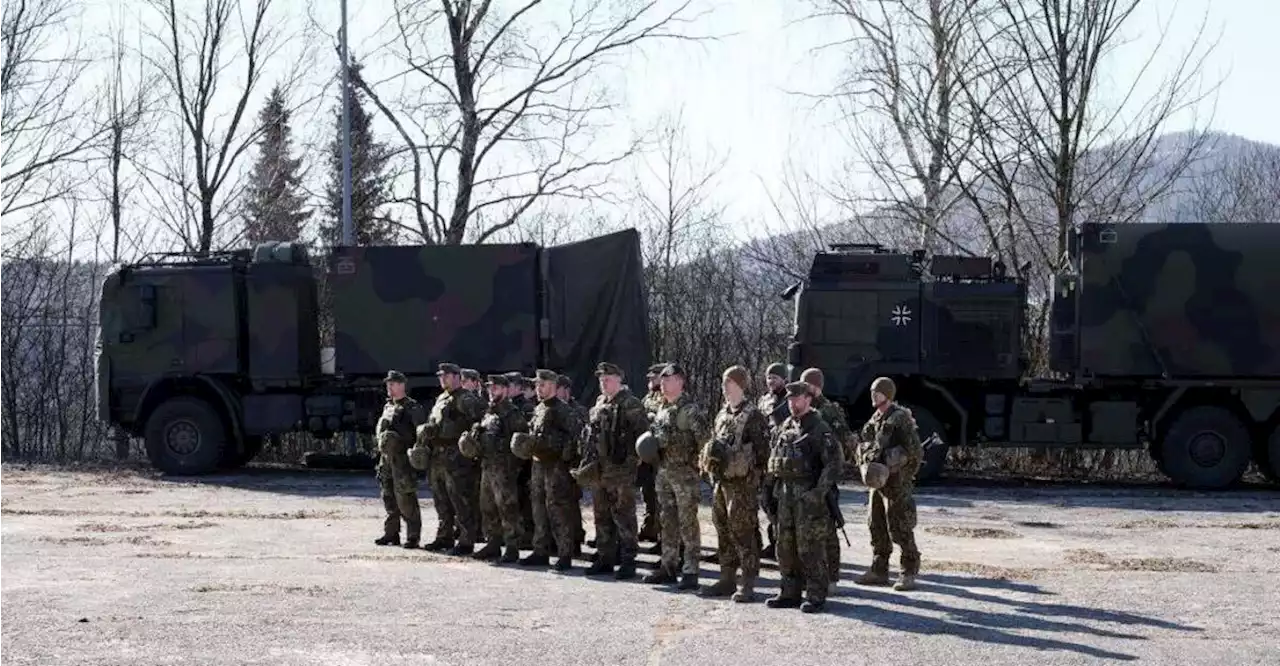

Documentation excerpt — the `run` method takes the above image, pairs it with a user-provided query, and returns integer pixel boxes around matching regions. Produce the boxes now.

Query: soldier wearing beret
[468,375,529,563]
[800,367,850,595]
[637,362,667,548]
[580,362,650,579]
[519,369,582,571]
[853,377,924,592]
[411,362,486,555]
[756,362,790,559]
[643,362,710,590]
[374,370,427,548]
[765,381,841,613]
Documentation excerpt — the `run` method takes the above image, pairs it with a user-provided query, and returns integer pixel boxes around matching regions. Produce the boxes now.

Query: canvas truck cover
[543,228,651,404]
[1075,222,1280,378]
[328,229,650,388]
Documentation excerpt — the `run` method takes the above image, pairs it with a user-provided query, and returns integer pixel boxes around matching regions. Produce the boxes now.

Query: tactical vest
[708,401,757,480]
[376,398,418,454]
[530,397,570,461]
[767,412,826,482]
[652,394,702,468]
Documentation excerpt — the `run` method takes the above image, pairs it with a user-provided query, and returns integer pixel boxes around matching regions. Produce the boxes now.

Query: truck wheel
[904,404,948,484]
[1160,406,1251,490]
[144,397,227,476]
[1261,425,1280,483]
[222,435,264,469]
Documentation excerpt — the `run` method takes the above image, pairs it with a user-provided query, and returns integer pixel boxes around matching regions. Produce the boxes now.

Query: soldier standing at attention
[800,367,850,595]
[557,374,589,554]
[756,363,789,559]
[506,371,537,548]
[466,375,529,563]
[854,377,924,592]
[581,362,650,579]
[374,371,426,548]
[638,363,666,551]
[412,362,486,555]
[765,381,841,613]
[700,366,770,602]
[460,368,482,396]
[520,369,581,571]
[643,363,709,591]
[460,368,490,544]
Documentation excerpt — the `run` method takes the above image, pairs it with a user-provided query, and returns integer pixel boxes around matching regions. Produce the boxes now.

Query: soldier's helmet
[458,430,480,459]
[408,446,430,471]
[635,431,659,464]
[510,432,534,460]
[570,458,600,487]
[860,461,889,489]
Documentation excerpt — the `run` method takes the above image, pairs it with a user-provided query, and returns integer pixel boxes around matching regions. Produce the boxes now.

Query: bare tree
[359,0,702,245]
[1179,136,1280,225]
[1,0,104,230]
[140,0,308,254]
[817,0,990,252]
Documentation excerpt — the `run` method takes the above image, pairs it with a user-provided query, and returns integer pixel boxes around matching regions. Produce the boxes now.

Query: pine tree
[321,58,394,247]
[244,85,311,244]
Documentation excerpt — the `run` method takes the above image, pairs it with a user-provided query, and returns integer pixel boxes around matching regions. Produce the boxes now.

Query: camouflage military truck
[95,230,651,475]
[785,222,1280,489]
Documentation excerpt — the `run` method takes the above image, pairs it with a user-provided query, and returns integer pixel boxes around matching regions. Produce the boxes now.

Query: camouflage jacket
[421,388,485,446]
[642,390,664,421]
[757,388,789,431]
[701,398,770,482]
[766,410,840,493]
[812,395,854,446]
[530,396,579,463]
[376,397,426,454]
[473,398,528,462]
[650,393,710,470]
[585,389,649,469]
[858,402,923,481]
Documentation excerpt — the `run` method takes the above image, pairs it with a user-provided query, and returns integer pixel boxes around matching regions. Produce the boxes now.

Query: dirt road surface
[3,466,1278,665]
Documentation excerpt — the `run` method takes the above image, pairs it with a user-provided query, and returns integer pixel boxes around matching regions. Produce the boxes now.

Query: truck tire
[1159,406,1251,490]
[904,404,948,484]
[222,435,264,469]
[1261,425,1280,484]
[144,397,228,476]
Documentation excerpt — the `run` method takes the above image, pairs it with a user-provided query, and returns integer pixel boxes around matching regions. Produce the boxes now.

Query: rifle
[826,487,851,546]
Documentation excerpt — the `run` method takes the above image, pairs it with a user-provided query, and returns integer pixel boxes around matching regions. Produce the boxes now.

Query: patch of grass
[1064,548,1110,565]
[1064,548,1218,573]
[77,522,131,533]
[925,526,1020,539]
[37,535,109,546]
[922,559,1040,581]
[1111,518,1180,530]
[191,583,329,596]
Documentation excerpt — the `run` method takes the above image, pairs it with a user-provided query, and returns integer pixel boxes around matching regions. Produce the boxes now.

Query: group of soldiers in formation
[374,360,924,614]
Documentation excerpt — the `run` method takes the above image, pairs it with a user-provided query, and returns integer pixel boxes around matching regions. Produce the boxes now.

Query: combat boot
[700,571,737,598]
[765,594,801,609]
[402,538,419,549]
[614,561,637,580]
[732,578,758,603]
[855,559,891,586]
[374,535,400,546]
[500,546,521,563]
[472,542,502,560]
[642,566,677,585]
[448,542,474,557]
[585,559,615,576]
[800,598,826,614]
[519,552,550,567]
[422,536,454,552]
[552,556,573,571]
[677,573,699,591]
[893,574,918,591]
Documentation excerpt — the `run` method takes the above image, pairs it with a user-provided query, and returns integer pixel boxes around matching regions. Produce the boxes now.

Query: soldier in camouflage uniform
[506,371,536,549]
[519,369,582,571]
[853,377,924,592]
[638,363,666,550]
[765,382,841,613]
[468,375,529,563]
[581,362,650,579]
[374,371,426,548]
[412,362,486,555]
[700,366,770,602]
[756,362,790,559]
[460,368,492,544]
[460,368,482,396]
[557,374,588,554]
[643,362,709,591]
[800,367,850,595]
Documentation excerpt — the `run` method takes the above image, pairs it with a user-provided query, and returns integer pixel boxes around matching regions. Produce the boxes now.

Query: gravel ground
[3,466,1279,666]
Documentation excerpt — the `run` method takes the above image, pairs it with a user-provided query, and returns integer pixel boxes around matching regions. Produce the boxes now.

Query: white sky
[15,0,1280,253]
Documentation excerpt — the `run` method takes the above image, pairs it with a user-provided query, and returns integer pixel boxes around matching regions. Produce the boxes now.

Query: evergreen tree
[244,85,311,244]
[322,58,394,247]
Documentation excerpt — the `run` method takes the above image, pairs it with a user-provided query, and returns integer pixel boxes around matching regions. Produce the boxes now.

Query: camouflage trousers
[531,460,578,559]
[711,477,760,582]
[826,489,841,582]
[479,457,525,549]
[376,449,421,541]
[428,447,480,545]
[592,465,639,564]
[517,460,535,547]
[868,476,920,575]
[656,465,702,575]
[636,462,659,539]
[776,480,832,602]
